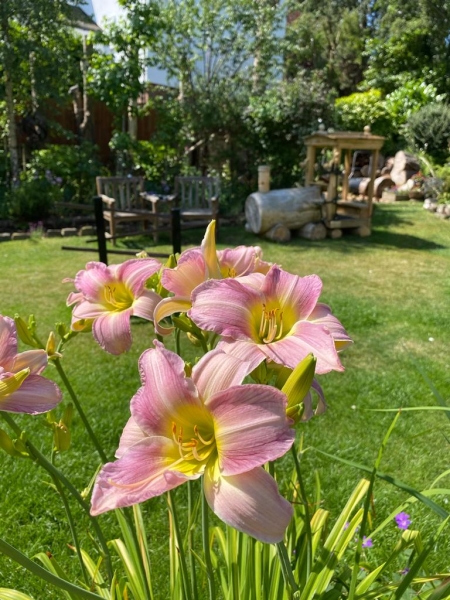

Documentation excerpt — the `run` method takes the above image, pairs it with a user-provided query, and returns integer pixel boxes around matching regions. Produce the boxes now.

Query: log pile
[245,186,324,242]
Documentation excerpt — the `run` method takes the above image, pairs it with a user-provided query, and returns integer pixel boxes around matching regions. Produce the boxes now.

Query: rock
[78,225,97,236]
[11,232,30,240]
[0,233,11,242]
[61,227,78,237]
[390,151,420,186]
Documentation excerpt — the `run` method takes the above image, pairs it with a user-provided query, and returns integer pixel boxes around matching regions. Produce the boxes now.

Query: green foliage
[25,143,101,204]
[384,78,446,131]
[285,2,369,96]
[362,0,450,95]
[7,177,62,224]
[244,74,333,189]
[405,103,450,163]
[109,132,182,189]
[334,89,391,137]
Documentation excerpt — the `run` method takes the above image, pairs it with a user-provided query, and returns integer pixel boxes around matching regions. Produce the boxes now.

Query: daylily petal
[161,249,206,297]
[208,384,294,475]
[13,349,48,375]
[262,321,344,373]
[92,309,133,355]
[192,349,251,399]
[66,291,84,307]
[308,303,353,350]
[116,416,148,458]
[72,300,108,321]
[262,267,323,320]
[132,290,161,321]
[0,374,62,414]
[0,316,17,370]
[91,437,190,516]
[189,279,259,339]
[216,339,267,373]
[217,246,270,277]
[154,297,192,335]
[117,258,161,297]
[204,464,293,543]
[131,342,199,436]
[74,262,111,302]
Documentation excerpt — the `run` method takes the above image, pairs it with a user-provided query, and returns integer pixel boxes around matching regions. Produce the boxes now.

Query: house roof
[67,5,101,32]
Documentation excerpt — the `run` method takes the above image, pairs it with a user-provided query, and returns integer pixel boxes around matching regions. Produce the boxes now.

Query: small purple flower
[362,536,373,548]
[395,512,411,530]
[343,521,350,530]
[400,567,410,575]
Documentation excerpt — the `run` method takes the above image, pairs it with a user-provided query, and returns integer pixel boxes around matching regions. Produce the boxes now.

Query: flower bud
[0,428,25,457]
[53,422,71,453]
[45,332,62,360]
[282,354,316,424]
[14,315,38,348]
[186,332,202,347]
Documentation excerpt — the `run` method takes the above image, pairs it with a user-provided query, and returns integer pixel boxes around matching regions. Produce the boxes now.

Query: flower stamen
[194,424,214,445]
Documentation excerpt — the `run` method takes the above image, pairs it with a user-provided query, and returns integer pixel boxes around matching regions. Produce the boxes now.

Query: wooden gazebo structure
[304,127,385,237]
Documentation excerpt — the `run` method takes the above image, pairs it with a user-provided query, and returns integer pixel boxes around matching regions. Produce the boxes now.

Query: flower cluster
[60,220,352,541]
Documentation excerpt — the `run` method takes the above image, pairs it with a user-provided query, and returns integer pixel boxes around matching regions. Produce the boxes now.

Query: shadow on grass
[115,203,448,255]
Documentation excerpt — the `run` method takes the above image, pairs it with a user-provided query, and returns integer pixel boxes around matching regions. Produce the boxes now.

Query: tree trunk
[5,70,19,184]
[1,6,19,184]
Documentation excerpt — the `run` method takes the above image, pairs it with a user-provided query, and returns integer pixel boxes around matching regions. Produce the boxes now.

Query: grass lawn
[0,202,449,597]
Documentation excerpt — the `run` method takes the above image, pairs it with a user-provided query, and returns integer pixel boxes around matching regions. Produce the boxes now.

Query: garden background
[1,0,450,597]
[2,0,450,221]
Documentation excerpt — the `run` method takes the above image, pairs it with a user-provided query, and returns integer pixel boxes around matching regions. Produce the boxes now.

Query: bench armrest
[100,194,116,209]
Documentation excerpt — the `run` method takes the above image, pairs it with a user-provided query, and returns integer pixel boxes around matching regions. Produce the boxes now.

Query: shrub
[334,89,392,138]
[405,103,450,163]
[243,74,333,190]
[27,142,102,204]
[8,176,62,224]
[109,132,183,192]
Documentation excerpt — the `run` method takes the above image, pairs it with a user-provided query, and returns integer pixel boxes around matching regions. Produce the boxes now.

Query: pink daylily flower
[0,315,62,414]
[91,342,294,543]
[65,258,162,355]
[188,265,352,374]
[154,220,271,335]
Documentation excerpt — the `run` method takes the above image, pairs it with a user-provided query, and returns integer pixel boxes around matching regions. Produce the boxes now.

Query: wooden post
[171,207,181,255]
[94,196,108,265]
[305,145,316,186]
[366,149,379,216]
[342,149,352,200]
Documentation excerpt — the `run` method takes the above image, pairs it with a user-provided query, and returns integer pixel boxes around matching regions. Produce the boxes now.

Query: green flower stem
[276,541,299,598]
[53,358,109,464]
[291,444,312,580]
[0,538,104,600]
[0,411,114,583]
[201,489,216,600]
[175,327,182,356]
[167,490,193,600]
[187,481,198,599]
[51,463,90,588]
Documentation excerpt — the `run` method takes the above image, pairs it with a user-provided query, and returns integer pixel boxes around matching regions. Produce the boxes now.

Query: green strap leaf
[0,539,104,600]
[313,448,449,519]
